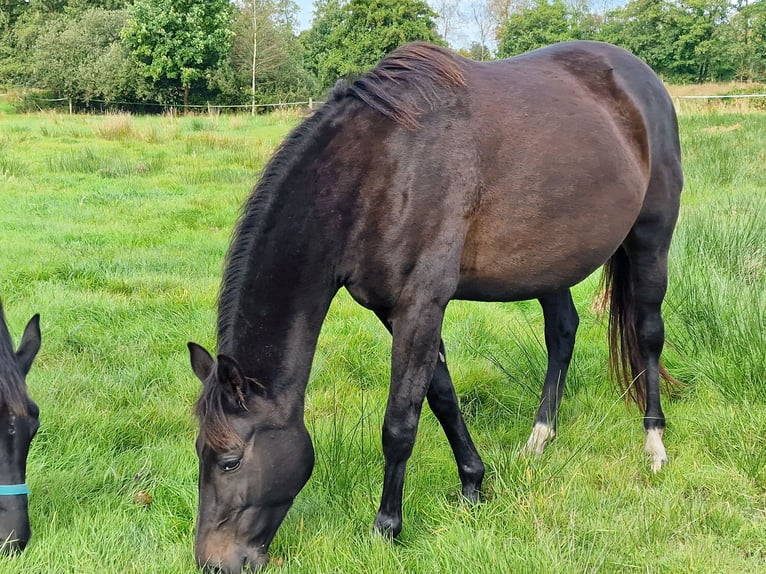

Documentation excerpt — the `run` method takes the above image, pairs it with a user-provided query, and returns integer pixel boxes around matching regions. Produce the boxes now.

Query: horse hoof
[461,484,482,504]
[523,422,556,455]
[373,513,402,539]
[649,455,668,473]
[644,428,668,473]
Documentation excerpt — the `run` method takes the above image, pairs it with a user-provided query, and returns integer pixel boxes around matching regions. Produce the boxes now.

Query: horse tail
[600,246,679,410]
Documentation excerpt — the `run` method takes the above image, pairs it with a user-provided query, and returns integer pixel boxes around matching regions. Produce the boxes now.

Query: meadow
[0,104,764,573]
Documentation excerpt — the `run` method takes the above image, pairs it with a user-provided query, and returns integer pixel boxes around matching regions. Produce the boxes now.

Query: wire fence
[0,93,323,114]
[673,93,766,99]
[3,91,766,115]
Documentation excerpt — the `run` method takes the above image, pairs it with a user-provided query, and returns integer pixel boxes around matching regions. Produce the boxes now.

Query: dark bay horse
[188,40,682,571]
[0,302,41,553]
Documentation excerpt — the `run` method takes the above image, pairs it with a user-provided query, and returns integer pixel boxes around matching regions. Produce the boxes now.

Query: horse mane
[337,42,466,129]
[0,303,31,417]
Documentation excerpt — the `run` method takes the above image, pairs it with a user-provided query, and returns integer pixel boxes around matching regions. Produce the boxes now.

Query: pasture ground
[0,106,764,573]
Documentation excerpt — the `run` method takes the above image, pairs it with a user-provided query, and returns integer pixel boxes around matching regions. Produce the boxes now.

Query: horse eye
[8,425,15,436]
[220,459,241,472]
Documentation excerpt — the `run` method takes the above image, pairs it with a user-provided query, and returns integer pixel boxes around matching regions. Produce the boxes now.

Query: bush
[722,84,766,110]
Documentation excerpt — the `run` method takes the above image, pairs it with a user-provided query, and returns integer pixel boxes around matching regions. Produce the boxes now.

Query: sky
[294,0,314,31]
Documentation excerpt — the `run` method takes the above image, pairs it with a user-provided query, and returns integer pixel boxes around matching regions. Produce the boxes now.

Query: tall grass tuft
[96,112,135,140]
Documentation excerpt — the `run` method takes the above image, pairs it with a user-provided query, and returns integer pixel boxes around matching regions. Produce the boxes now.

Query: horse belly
[456,177,644,302]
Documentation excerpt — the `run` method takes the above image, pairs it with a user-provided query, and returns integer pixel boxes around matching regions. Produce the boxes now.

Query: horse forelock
[195,380,245,452]
[346,42,466,129]
[0,305,32,417]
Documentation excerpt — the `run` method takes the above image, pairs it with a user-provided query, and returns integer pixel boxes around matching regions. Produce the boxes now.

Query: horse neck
[217,168,343,408]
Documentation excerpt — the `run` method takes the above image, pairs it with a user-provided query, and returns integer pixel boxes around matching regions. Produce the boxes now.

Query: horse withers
[188,40,682,571]
[0,302,41,553]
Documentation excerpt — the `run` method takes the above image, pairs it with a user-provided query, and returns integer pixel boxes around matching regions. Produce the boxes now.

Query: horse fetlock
[524,422,556,456]
[373,512,402,539]
[644,427,668,473]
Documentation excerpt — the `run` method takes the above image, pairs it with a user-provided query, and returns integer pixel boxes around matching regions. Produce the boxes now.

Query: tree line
[0,0,764,111]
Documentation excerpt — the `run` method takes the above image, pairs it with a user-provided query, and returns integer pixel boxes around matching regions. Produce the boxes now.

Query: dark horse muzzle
[0,483,31,553]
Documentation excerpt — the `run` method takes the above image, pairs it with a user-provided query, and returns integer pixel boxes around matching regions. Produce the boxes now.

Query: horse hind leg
[628,240,672,472]
[615,208,678,472]
[524,289,579,455]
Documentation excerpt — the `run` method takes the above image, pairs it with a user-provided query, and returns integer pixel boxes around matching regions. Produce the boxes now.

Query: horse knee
[382,414,419,458]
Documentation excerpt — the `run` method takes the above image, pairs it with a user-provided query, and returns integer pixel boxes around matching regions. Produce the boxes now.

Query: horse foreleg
[375,313,484,504]
[426,341,485,502]
[524,289,579,455]
[374,303,445,539]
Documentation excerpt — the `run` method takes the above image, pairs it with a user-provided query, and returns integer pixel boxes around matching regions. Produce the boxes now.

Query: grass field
[0,105,764,573]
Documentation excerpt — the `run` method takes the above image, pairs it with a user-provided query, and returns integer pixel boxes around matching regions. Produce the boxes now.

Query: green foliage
[464,42,492,61]
[214,0,316,106]
[0,11,45,85]
[121,0,234,105]
[302,0,441,90]
[496,0,590,58]
[301,0,346,89]
[30,9,137,104]
[727,0,766,81]
[721,83,766,110]
[599,0,765,83]
[3,0,766,103]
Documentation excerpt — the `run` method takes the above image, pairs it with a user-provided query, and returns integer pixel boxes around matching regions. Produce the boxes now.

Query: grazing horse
[0,302,41,553]
[188,40,682,571]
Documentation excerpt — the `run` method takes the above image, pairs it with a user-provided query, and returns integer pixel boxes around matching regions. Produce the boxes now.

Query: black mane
[215,100,343,352]
[339,42,466,129]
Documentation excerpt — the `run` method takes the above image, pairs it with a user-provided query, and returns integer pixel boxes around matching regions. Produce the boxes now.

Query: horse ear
[188,342,215,383]
[16,314,41,376]
[216,354,263,409]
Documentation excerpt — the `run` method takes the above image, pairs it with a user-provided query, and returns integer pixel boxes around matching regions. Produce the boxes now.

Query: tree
[463,41,492,60]
[470,0,494,59]
[599,0,676,74]
[219,0,314,108]
[727,0,766,80]
[304,0,441,90]
[430,0,463,46]
[496,0,587,57]
[121,0,234,108]
[669,0,730,82]
[599,0,735,82]
[301,0,346,89]
[31,9,136,109]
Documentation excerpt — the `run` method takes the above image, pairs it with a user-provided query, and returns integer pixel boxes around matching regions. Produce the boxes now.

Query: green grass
[0,108,764,573]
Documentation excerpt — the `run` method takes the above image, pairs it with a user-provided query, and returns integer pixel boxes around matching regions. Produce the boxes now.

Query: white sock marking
[644,428,668,473]
[524,422,556,455]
